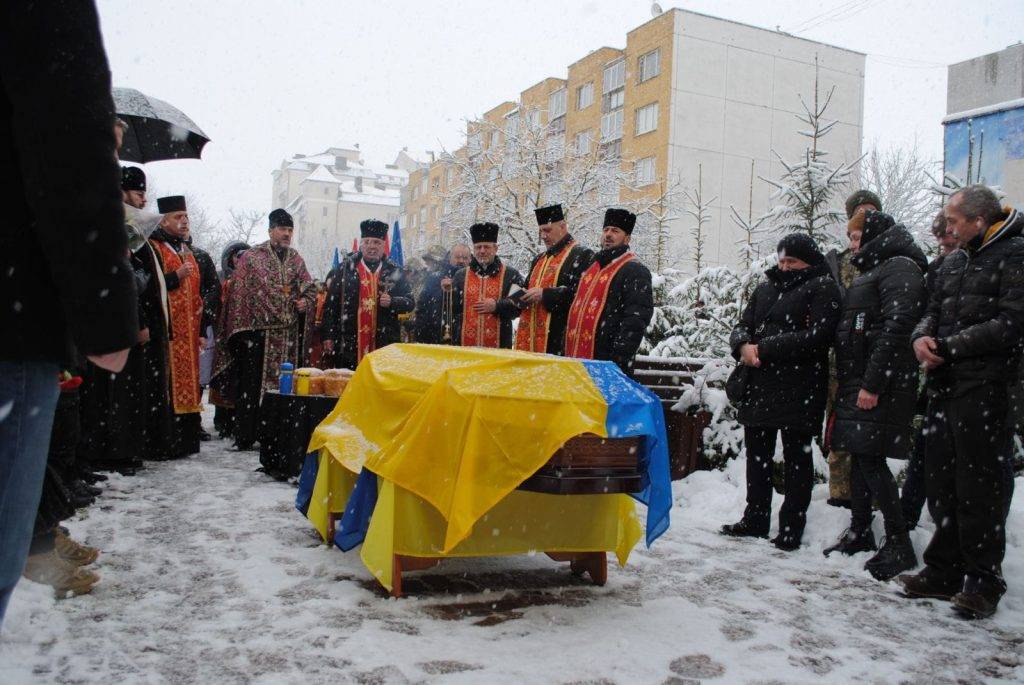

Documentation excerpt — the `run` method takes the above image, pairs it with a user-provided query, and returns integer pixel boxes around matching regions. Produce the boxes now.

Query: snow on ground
[2,414,1023,684]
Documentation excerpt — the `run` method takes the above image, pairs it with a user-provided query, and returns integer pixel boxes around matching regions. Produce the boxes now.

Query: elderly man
[451,223,525,348]
[148,195,204,458]
[900,185,1023,619]
[323,219,414,369]
[414,243,471,344]
[515,204,595,355]
[212,209,316,451]
[563,208,654,374]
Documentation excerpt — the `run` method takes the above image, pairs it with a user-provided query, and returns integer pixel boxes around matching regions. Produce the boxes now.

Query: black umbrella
[113,87,210,163]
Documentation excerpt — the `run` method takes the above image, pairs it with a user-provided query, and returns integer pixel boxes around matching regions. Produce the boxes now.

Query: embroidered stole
[356,260,381,363]
[564,252,634,359]
[461,264,506,348]
[514,241,575,353]
[152,239,202,414]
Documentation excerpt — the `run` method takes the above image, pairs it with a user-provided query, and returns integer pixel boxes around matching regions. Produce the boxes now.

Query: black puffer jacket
[730,263,843,434]
[832,224,927,458]
[912,207,1024,396]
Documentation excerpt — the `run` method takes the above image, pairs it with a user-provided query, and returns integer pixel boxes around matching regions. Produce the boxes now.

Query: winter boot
[896,568,960,601]
[54,530,100,567]
[951,576,1003,619]
[771,534,801,552]
[864,533,917,581]
[22,550,100,598]
[823,526,877,557]
[720,519,768,539]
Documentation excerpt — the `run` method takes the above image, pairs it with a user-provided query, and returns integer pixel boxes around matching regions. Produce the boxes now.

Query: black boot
[897,568,960,600]
[823,526,876,557]
[864,533,917,581]
[720,519,768,539]
[771,534,801,552]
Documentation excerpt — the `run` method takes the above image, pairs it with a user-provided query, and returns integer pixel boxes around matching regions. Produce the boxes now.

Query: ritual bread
[322,368,354,397]
[308,376,325,396]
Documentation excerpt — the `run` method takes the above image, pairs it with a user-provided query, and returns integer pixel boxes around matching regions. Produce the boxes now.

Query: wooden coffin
[516,433,643,495]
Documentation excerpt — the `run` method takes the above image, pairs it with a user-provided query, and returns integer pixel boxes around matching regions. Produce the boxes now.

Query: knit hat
[860,210,896,248]
[121,166,146,192]
[776,233,824,266]
[845,189,882,219]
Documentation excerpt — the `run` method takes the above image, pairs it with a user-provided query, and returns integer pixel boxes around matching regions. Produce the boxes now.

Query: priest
[149,195,204,458]
[211,209,316,451]
[563,208,654,375]
[515,204,594,355]
[451,222,525,349]
[322,219,414,369]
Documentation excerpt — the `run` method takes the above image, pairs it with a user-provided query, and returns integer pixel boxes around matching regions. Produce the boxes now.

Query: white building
[271,146,420,278]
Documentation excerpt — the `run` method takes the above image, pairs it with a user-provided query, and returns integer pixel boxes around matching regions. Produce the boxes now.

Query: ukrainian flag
[298,344,672,591]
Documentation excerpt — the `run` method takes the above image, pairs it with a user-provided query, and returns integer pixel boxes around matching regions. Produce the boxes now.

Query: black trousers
[850,453,906,537]
[924,383,1016,596]
[231,331,266,448]
[900,423,928,528]
[743,426,814,540]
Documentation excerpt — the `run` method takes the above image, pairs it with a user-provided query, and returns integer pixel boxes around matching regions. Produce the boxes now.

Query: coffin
[516,433,643,495]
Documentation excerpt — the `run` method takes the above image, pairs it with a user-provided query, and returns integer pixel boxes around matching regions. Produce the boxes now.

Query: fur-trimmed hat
[603,207,637,234]
[470,222,500,244]
[845,189,882,219]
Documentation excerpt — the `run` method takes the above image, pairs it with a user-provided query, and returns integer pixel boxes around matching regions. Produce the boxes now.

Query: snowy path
[3,423,1023,684]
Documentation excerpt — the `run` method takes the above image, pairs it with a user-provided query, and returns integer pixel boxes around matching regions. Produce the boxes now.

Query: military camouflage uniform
[825,249,859,506]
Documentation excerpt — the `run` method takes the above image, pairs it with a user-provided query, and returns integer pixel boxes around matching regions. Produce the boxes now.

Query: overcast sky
[97,0,1023,230]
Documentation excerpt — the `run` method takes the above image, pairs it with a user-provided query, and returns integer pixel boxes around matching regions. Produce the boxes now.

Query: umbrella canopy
[113,88,210,163]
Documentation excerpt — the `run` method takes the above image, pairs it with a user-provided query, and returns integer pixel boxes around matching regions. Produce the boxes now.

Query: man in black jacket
[414,243,470,344]
[0,0,137,627]
[563,208,654,374]
[322,219,415,369]
[900,185,1023,619]
[515,204,595,355]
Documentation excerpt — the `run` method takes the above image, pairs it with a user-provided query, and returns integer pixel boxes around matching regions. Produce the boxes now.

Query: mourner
[414,243,471,344]
[721,233,842,551]
[210,241,250,439]
[211,209,315,451]
[451,222,526,349]
[515,204,595,355]
[563,208,653,373]
[901,185,1023,619]
[322,219,415,369]
[900,210,961,532]
[826,211,927,581]
[149,195,204,459]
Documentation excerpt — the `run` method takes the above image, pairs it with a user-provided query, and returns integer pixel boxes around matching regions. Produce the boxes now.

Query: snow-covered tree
[439,110,683,271]
[758,60,860,249]
[683,163,716,274]
[859,142,940,247]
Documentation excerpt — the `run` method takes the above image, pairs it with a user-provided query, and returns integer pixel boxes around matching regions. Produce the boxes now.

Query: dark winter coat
[451,257,526,349]
[577,245,655,374]
[322,253,415,369]
[912,207,1024,397]
[730,263,843,434]
[0,1,138,363]
[832,226,927,458]
[414,265,460,345]
[523,234,595,355]
[190,243,221,333]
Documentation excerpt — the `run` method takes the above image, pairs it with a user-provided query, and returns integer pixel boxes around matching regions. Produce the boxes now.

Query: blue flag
[390,220,404,267]
[332,247,340,270]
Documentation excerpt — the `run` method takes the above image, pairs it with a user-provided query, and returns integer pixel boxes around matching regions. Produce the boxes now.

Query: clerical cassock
[322,219,415,369]
[563,208,654,375]
[451,222,525,349]
[514,204,594,355]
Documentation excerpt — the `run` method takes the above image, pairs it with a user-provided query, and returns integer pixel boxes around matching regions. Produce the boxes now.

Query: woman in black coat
[721,233,843,550]
[827,212,926,580]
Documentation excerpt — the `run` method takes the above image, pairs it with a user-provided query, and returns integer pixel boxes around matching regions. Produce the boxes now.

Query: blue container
[279,362,295,395]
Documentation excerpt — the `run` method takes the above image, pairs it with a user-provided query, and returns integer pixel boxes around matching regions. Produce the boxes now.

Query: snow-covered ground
[2,413,1022,684]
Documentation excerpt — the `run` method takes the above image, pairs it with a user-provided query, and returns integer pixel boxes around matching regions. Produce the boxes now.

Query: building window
[526,109,541,131]
[638,48,661,82]
[604,140,621,160]
[446,167,455,186]
[548,88,567,118]
[549,115,566,135]
[505,112,519,148]
[322,206,328,217]
[600,110,623,142]
[324,186,330,196]
[490,130,500,149]
[602,89,625,113]
[577,82,594,110]
[635,156,656,186]
[602,60,625,93]
[419,207,426,225]
[468,132,482,156]
[420,177,428,195]
[635,102,659,136]
[575,130,592,154]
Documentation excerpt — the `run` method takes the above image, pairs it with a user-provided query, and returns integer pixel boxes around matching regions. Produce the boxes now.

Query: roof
[301,165,341,184]
[944,96,1024,124]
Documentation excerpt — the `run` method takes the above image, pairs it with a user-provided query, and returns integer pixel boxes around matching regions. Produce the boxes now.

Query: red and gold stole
[151,239,202,414]
[356,259,381,363]
[461,264,506,348]
[564,251,635,359]
[514,240,575,353]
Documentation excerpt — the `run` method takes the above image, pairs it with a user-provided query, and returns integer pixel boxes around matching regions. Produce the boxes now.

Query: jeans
[0,360,59,628]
